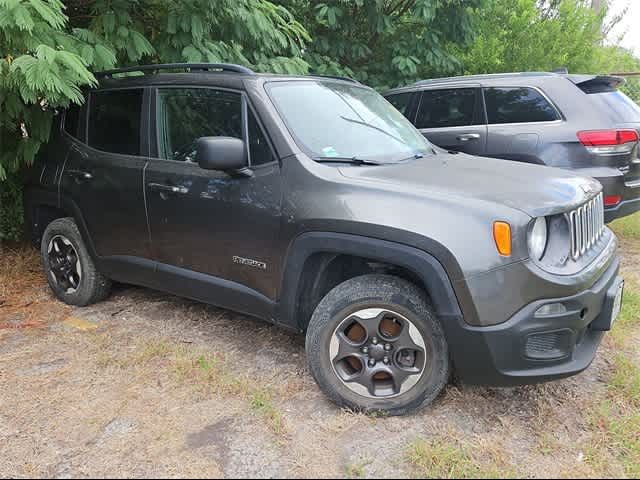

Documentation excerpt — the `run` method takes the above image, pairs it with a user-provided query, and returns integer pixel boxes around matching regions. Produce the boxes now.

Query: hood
[339,153,602,218]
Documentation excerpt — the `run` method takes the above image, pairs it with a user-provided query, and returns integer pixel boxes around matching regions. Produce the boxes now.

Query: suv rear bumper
[595,171,640,222]
[604,195,640,223]
[443,257,621,386]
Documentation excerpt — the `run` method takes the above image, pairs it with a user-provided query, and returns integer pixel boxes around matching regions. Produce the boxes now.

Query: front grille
[568,193,605,260]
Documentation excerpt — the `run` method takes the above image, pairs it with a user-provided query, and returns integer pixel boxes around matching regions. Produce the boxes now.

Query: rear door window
[88,89,143,155]
[415,88,478,129]
[484,87,560,124]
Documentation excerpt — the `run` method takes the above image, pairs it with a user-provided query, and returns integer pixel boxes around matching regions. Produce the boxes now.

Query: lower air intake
[524,330,573,360]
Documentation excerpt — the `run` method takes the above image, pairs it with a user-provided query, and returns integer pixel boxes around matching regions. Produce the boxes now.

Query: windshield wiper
[314,156,384,166]
[339,116,407,145]
[391,152,425,163]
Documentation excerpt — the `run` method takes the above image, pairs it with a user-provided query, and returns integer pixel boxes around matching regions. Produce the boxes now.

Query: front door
[61,88,151,261]
[145,87,283,300]
[415,87,487,155]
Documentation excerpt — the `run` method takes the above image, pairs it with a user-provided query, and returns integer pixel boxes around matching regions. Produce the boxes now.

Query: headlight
[528,217,548,260]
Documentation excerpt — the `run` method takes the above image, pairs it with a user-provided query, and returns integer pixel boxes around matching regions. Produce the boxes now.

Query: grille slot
[525,330,572,360]
[568,193,604,260]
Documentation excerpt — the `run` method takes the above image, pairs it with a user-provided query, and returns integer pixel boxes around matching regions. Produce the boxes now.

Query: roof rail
[309,73,360,84]
[95,63,255,78]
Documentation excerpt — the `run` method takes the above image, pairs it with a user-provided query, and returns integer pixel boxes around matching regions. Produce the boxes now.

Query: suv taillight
[577,129,639,155]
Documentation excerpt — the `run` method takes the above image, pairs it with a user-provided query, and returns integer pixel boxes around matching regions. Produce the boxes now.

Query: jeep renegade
[24,64,624,415]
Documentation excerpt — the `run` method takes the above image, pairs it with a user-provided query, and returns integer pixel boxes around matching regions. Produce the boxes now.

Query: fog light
[535,303,567,317]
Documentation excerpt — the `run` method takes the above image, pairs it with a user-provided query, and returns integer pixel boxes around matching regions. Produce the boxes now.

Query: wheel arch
[23,187,97,259]
[276,232,476,331]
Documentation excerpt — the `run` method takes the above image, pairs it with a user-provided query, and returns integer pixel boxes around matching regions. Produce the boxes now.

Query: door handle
[456,133,481,142]
[148,183,189,195]
[66,169,93,180]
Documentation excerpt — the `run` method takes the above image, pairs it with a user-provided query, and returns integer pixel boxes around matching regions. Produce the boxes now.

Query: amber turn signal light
[493,221,512,256]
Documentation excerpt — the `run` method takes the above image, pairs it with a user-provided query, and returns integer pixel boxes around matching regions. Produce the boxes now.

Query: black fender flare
[24,186,99,260]
[276,232,478,330]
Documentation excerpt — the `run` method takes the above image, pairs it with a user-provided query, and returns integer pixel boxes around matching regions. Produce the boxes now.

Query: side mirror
[196,136,248,174]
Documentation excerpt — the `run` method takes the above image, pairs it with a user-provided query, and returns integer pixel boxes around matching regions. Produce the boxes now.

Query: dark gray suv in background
[24,64,624,415]
[384,72,640,222]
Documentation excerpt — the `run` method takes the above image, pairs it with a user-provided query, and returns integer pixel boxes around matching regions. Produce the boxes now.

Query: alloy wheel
[47,235,82,294]
[329,308,428,398]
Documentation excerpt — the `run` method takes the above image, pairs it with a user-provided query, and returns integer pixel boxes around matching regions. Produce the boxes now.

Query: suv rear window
[484,87,560,124]
[88,89,143,155]
[416,88,477,129]
[587,90,640,123]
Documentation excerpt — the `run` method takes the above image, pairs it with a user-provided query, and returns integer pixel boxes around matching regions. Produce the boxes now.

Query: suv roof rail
[309,73,360,84]
[95,63,256,78]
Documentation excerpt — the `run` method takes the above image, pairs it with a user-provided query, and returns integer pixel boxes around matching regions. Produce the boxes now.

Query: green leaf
[182,45,202,62]
[28,0,66,29]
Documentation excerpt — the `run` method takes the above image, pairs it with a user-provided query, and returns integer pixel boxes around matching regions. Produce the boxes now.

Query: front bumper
[443,256,621,386]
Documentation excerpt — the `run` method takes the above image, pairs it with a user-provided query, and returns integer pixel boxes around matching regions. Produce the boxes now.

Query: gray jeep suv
[384,72,640,222]
[24,64,624,415]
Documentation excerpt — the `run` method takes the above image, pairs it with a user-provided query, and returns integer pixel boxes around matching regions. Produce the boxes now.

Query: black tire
[306,274,449,415]
[41,217,112,306]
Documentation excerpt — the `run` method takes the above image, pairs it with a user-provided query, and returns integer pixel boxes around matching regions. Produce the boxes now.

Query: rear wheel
[41,218,111,306]
[306,274,449,415]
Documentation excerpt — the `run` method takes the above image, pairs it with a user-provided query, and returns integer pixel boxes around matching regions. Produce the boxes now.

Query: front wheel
[306,274,449,416]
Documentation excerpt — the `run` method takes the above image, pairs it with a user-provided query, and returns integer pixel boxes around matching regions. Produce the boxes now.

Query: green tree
[281,0,485,90]
[454,0,636,75]
[0,0,309,240]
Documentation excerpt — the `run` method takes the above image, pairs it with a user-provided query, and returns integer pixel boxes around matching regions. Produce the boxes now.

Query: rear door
[61,88,151,262]
[414,86,487,155]
[484,86,562,165]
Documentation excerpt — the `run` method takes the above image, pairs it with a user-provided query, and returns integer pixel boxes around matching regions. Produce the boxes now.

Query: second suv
[24,64,623,415]
[384,72,640,222]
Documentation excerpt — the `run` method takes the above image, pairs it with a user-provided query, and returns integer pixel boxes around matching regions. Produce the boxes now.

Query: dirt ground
[0,224,638,479]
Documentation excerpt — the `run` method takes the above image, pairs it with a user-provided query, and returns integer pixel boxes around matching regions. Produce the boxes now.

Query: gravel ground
[0,231,638,479]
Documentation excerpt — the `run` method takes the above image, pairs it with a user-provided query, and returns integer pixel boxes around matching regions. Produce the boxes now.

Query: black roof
[93,63,360,89]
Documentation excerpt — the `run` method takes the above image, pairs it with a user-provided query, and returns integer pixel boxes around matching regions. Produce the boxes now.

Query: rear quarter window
[484,87,560,124]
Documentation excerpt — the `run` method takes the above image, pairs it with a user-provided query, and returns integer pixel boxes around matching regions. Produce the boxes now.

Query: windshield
[268,81,433,162]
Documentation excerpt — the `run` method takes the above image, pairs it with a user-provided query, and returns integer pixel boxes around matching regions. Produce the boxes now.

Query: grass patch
[345,462,366,478]
[609,355,640,408]
[609,279,640,347]
[185,352,287,436]
[586,401,640,478]
[250,389,286,436]
[610,212,640,240]
[584,279,640,478]
[407,437,514,479]
[91,336,288,437]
